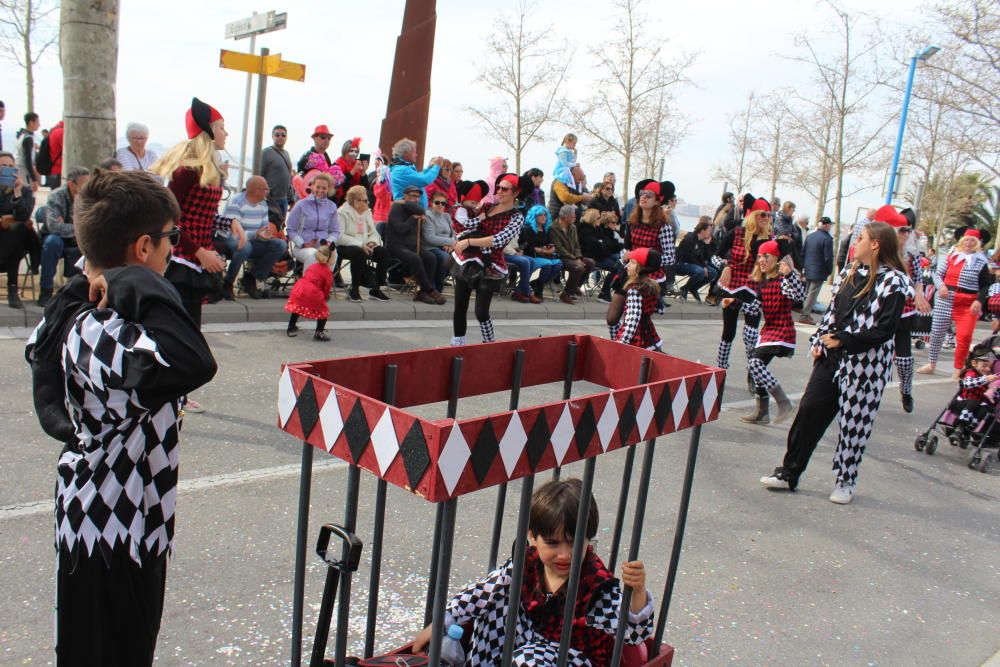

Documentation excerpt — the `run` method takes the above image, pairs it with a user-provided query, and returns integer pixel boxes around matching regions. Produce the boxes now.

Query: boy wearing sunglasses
[26,169,218,666]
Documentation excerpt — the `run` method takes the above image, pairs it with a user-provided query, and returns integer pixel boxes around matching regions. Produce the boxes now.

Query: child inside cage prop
[277,334,725,666]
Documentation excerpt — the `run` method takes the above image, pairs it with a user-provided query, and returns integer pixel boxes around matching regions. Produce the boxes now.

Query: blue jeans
[530,257,562,291]
[221,235,287,284]
[40,235,81,289]
[676,262,717,293]
[506,254,533,295]
[427,247,452,292]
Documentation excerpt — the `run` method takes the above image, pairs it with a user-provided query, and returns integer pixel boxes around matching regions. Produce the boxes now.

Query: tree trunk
[60,0,119,170]
[24,0,34,111]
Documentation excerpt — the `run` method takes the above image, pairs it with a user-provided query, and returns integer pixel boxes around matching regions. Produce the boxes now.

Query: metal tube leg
[291,443,314,667]
[334,466,361,667]
[363,365,398,658]
[610,437,658,666]
[424,504,445,626]
[426,499,459,667]
[556,457,597,667]
[609,358,650,574]
[653,424,703,651]
[500,476,534,666]
[489,350,525,570]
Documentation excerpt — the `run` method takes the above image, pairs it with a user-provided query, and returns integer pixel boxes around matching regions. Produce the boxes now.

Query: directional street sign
[219,50,306,82]
[225,10,287,40]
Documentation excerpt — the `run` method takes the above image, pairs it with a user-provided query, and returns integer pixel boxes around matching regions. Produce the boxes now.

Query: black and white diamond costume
[766,263,911,490]
[27,266,217,666]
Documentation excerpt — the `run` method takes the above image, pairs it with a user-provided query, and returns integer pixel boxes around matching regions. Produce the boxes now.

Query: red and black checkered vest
[960,370,991,402]
[453,208,518,272]
[728,227,754,289]
[171,168,223,266]
[626,221,665,282]
[756,276,797,348]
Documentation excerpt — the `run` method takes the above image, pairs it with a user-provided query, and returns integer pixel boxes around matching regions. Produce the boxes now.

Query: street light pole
[885,45,940,205]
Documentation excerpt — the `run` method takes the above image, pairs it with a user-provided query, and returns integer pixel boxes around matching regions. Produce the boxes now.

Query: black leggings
[894,319,912,357]
[288,313,326,332]
[453,279,494,337]
[721,303,761,342]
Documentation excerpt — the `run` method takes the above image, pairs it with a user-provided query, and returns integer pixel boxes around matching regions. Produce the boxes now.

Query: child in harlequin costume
[614,247,663,351]
[761,220,913,505]
[553,133,578,187]
[949,350,999,437]
[450,173,524,346]
[411,478,654,666]
[886,206,930,413]
[715,195,777,390]
[26,170,217,665]
[734,240,805,425]
[285,243,335,341]
[607,179,677,337]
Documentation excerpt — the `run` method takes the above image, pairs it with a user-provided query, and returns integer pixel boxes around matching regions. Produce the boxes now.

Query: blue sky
[0,0,935,224]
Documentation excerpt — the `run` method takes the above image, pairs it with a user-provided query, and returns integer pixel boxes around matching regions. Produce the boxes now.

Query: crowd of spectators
[1,110,859,317]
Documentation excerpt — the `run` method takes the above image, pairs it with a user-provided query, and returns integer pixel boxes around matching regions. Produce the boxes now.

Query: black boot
[8,288,23,309]
[739,395,770,424]
[37,287,52,308]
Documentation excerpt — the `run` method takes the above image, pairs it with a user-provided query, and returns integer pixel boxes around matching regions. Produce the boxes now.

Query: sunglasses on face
[273,133,286,138]
[149,227,181,246]
[639,190,657,199]
[432,200,447,206]
[497,185,514,192]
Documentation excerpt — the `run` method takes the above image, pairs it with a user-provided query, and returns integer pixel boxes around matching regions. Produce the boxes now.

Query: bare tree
[749,89,796,203]
[564,0,696,197]
[61,0,119,169]
[714,92,763,196]
[786,0,894,244]
[0,0,59,111]
[919,0,999,181]
[634,69,692,179]
[467,0,570,174]
[783,94,839,222]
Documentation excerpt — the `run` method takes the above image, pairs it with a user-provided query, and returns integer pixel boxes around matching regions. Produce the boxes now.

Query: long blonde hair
[623,272,660,296]
[742,210,771,262]
[150,133,222,187]
[846,221,906,299]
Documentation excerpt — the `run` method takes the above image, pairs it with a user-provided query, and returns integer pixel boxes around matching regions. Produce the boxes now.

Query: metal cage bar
[556,455,597,667]
[424,356,464,627]
[333,466,361,667]
[608,357,652,573]
[489,349,526,571]
[426,497,459,666]
[653,423,703,653]
[362,365,398,658]
[500,474,535,666]
[290,443,314,666]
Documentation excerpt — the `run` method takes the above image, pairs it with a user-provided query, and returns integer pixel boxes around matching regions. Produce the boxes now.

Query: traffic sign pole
[237,28,257,191]
[252,47,270,177]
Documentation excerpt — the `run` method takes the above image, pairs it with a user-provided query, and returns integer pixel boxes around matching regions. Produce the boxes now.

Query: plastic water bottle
[440,624,466,666]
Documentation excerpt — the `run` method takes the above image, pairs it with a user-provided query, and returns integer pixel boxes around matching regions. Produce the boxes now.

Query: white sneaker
[829,482,854,504]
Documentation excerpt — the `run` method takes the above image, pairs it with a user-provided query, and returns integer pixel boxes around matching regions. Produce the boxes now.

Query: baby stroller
[914,335,1000,473]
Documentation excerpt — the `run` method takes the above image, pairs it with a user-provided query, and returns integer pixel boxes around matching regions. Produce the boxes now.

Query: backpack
[36,133,55,176]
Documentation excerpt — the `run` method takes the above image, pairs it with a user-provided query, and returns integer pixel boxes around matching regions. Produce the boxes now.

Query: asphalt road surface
[1,318,997,666]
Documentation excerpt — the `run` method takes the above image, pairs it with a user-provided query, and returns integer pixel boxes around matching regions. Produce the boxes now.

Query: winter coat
[390,158,439,207]
[286,195,340,247]
[337,204,381,248]
[285,262,332,320]
[422,209,455,248]
[803,229,834,281]
[386,201,426,251]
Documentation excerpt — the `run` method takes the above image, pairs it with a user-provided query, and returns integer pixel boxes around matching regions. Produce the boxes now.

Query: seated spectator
[0,151,40,309]
[389,138,442,207]
[551,204,595,304]
[37,166,89,307]
[587,180,621,220]
[422,191,456,293]
[333,137,369,205]
[520,205,563,300]
[517,168,545,209]
[115,122,159,172]
[548,164,592,222]
[504,235,540,304]
[386,185,445,305]
[286,173,340,270]
[579,209,623,303]
[221,176,286,299]
[425,158,458,210]
[675,220,718,302]
[98,158,123,171]
[297,124,333,174]
[338,184,390,302]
